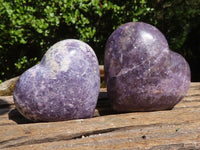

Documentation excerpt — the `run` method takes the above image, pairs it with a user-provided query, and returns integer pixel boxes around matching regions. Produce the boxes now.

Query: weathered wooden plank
[0,76,19,96]
[0,106,200,149]
[0,82,200,149]
[7,121,200,150]
[0,96,14,106]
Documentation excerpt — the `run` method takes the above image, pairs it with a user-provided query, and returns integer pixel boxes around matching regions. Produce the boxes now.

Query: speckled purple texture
[14,39,100,122]
[104,22,191,112]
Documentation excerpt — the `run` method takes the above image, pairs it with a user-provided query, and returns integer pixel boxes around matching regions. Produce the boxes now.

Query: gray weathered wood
[0,83,200,149]
[0,76,19,96]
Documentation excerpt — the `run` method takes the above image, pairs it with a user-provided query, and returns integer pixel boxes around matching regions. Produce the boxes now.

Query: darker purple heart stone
[104,22,190,112]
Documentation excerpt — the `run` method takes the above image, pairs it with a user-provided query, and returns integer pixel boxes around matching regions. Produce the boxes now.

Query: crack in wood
[1,121,192,149]
[1,127,124,148]
[149,143,200,150]
[0,136,28,145]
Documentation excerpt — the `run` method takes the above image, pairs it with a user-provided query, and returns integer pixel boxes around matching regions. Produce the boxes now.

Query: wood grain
[0,83,200,149]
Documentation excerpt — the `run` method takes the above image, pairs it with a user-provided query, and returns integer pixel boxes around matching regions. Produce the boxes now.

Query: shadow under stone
[8,109,34,124]
[95,98,119,116]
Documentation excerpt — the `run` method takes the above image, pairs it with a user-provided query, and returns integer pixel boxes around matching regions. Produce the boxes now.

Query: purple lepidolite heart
[104,22,190,112]
[14,39,100,121]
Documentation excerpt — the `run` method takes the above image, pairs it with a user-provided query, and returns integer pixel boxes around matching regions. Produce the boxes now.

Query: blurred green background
[0,0,200,83]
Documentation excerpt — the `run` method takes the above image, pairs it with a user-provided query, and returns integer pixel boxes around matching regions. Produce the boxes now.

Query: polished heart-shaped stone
[104,22,190,112]
[14,39,100,122]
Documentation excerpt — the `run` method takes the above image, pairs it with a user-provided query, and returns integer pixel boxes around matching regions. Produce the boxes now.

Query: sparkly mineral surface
[14,39,100,122]
[104,22,191,112]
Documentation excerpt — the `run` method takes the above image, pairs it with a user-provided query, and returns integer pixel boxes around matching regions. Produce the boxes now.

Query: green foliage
[0,0,154,81]
[151,0,200,53]
[0,0,200,81]
[150,0,200,81]
[14,56,38,72]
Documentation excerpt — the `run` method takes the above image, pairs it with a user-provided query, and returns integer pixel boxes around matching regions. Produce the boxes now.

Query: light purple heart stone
[104,22,191,112]
[14,39,100,121]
